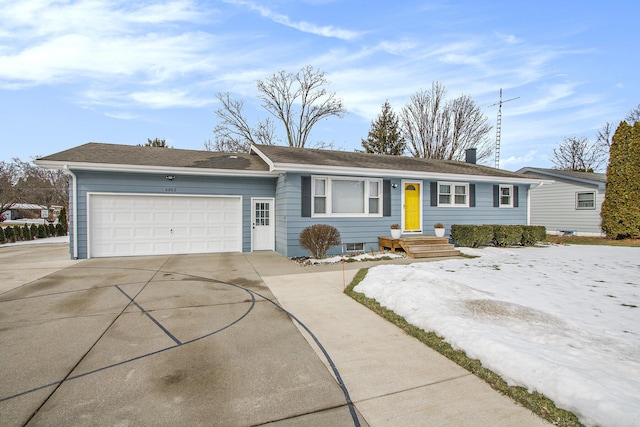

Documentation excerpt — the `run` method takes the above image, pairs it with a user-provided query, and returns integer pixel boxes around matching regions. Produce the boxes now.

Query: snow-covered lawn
[354,245,639,427]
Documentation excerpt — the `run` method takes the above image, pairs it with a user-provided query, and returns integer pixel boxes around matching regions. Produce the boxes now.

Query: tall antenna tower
[489,88,519,169]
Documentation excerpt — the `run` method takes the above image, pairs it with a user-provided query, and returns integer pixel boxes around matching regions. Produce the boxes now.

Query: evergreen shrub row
[450,224,546,247]
[0,208,68,244]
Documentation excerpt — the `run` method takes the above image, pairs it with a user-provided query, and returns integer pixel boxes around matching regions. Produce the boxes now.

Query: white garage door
[88,193,242,258]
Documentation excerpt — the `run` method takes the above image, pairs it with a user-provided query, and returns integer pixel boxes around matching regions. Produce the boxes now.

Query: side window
[499,185,513,208]
[576,192,595,209]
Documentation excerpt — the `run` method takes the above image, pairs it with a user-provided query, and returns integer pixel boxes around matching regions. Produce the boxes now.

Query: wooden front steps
[379,235,461,259]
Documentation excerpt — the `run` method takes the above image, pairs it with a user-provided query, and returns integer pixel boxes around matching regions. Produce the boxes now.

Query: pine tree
[361,100,406,155]
[601,121,640,239]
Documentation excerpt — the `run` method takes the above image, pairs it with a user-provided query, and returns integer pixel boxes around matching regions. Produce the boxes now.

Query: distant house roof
[35,142,543,184]
[252,144,539,183]
[517,167,606,189]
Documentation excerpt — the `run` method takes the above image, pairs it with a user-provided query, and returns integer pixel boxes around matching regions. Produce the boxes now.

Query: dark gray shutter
[469,184,476,207]
[493,185,499,207]
[513,185,519,207]
[430,182,438,206]
[301,176,311,217]
[383,180,391,216]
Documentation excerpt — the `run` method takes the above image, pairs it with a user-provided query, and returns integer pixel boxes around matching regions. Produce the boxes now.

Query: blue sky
[1,0,638,171]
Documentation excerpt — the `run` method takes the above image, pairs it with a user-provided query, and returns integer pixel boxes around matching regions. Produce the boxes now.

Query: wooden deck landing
[378,235,461,259]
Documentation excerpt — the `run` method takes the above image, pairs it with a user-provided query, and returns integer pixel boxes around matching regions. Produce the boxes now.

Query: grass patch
[545,235,640,247]
[345,268,583,427]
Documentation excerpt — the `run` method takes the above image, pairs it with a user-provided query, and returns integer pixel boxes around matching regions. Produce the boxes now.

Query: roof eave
[34,160,278,178]
[271,162,543,184]
[518,168,606,189]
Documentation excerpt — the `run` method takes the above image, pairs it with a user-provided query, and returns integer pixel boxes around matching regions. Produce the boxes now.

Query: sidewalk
[249,253,549,426]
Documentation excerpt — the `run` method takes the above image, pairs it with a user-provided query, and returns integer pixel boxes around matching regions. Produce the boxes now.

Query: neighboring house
[35,142,544,259]
[0,203,47,221]
[517,167,606,236]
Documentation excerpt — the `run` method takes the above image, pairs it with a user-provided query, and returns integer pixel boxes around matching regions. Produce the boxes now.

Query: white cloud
[129,89,213,109]
[224,0,362,40]
[499,150,538,168]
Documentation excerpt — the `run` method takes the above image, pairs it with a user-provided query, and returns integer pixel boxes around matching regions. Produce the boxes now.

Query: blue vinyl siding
[69,169,528,259]
[424,181,527,234]
[279,174,528,257]
[71,170,276,258]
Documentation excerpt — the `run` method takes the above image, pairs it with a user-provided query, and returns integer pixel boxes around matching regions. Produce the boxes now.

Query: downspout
[63,165,79,259]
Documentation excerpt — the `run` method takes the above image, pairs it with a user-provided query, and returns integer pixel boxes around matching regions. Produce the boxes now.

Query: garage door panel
[89,194,242,258]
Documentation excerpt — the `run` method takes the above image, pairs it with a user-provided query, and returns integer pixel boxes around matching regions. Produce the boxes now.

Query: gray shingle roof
[253,144,527,179]
[37,142,270,172]
[518,167,606,184]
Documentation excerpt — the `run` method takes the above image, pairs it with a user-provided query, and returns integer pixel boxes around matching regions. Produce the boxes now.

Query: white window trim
[437,181,469,207]
[311,175,383,218]
[499,184,514,208]
[575,191,596,210]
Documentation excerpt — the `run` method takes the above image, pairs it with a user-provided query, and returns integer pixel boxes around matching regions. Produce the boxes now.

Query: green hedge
[450,224,494,247]
[450,224,547,247]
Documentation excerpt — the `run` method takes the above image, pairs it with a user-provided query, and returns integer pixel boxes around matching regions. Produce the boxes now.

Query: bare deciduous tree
[625,104,640,124]
[210,93,277,152]
[211,65,346,152]
[14,160,69,210]
[550,137,606,172]
[596,122,613,149]
[400,82,493,162]
[0,161,20,216]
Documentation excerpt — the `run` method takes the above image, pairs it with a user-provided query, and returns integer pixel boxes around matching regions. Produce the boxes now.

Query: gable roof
[35,142,273,176]
[35,142,543,184]
[517,167,606,189]
[252,144,540,183]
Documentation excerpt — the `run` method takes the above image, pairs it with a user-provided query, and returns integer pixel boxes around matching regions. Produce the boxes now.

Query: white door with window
[252,198,274,251]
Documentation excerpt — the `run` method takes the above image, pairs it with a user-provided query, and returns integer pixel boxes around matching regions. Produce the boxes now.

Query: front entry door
[252,198,275,251]
[403,183,421,232]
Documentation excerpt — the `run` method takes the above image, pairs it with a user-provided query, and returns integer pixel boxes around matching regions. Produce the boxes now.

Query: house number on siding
[165,187,177,193]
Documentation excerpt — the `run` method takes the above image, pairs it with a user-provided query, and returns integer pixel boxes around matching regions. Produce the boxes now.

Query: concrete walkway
[1,242,550,426]
[247,252,550,427]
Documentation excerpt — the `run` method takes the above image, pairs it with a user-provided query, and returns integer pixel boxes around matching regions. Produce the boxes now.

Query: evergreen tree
[361,100,406,155]
[57,207,68,235]
[601,121,640,239]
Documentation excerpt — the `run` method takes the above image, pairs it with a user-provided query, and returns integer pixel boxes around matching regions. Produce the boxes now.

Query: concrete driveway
[0,243,365,426]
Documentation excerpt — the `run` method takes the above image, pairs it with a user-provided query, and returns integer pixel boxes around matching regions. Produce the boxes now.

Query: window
[438,182,469,207]
[499,185,513,208]
[312,176,382,217]
[346,242,364,251]
[576,192,595,209]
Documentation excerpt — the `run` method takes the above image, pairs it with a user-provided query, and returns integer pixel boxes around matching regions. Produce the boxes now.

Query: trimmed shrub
[450,224,493,247]
[23,224,32,241]
[37,224,47,239]
[493,225,524,247]
[58,207,68,235]
[299,224,341,259]
[521,226,546,246]
[30,223,39,239]
[13,225,23,241]
[0,227,6,244]
[55,223,65,237]
[47,223,55,237]
[4,226,15,243]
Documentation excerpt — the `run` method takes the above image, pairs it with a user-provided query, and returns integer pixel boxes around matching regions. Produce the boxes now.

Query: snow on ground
[354,245,640,427]
[306,252,404,264]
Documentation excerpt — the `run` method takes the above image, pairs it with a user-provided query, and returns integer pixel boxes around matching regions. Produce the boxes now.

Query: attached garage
[88,193,242,258]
